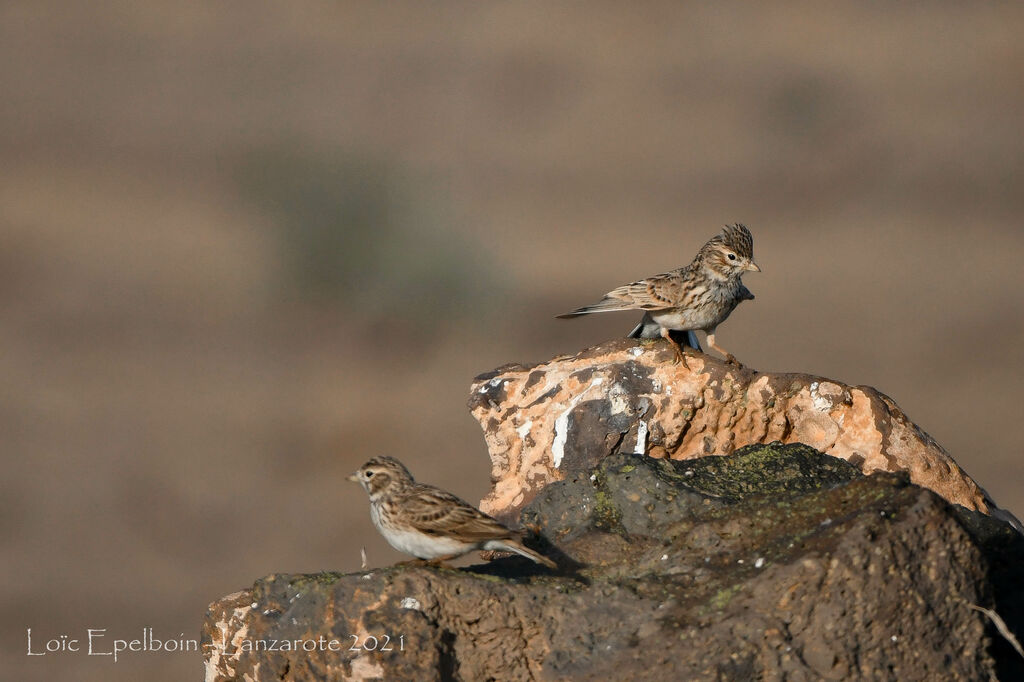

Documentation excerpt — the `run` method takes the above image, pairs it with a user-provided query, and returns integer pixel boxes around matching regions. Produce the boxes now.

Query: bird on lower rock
[349,455,557,569]
[558,223,760,367]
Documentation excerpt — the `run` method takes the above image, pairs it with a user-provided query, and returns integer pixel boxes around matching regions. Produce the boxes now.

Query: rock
[468,338,1020,530]
[520,442,863,543]
[203,444,1024,681]
[202,343,1024,679]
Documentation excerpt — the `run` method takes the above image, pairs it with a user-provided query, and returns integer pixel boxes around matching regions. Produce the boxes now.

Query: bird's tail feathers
[557,298,631,318]
[485,539,557,569]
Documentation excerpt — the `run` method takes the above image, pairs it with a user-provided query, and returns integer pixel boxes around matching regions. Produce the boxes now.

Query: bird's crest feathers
[705,223,754,259]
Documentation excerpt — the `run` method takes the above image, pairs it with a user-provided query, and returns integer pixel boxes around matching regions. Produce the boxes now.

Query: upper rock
[468,338,1019,530]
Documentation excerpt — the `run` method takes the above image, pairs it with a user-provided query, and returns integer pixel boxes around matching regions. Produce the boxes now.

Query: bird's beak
[347,472,359,483]
[745,261,761,273]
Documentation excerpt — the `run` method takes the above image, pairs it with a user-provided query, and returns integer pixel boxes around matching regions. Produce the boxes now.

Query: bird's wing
[399,485,514,541]
[558,267,689,316]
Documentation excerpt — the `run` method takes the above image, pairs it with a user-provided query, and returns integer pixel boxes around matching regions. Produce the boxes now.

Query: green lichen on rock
[522,442,863,544]
[591,488,623,531]
[706,583,744,613]
[661,441,863,502]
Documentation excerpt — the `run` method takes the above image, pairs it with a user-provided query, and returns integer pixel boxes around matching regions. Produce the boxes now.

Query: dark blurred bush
[235,145,505,332]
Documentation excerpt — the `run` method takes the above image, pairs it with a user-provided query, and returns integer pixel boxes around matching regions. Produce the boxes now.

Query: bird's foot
[523,521,544,536]
[669,342,690,369]
[723,354,743,368]
[672,353,691,371]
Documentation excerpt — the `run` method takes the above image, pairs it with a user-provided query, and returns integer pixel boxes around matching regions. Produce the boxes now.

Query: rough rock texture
[204,444,1024,681]
[468,339,1018,529]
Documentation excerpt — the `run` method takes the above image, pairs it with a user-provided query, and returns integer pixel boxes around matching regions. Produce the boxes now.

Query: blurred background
[2,2,1022,679]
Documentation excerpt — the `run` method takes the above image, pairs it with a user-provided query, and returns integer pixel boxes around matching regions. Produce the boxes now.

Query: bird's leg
[705,331,741,367]
[660,327,689,368]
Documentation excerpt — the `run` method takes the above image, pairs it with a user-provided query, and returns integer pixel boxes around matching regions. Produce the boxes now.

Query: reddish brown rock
[468,338,1018,529]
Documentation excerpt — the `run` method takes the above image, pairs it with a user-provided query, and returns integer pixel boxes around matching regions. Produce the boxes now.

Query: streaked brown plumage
[558,223,760,366]
[349,455,557,569]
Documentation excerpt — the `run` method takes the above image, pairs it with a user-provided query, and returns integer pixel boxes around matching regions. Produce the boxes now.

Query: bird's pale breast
[370,501,472,559]
[380,526,471,559]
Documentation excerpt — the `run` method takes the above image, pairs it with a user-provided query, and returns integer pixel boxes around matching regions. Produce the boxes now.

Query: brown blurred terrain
[2,2,1022,680]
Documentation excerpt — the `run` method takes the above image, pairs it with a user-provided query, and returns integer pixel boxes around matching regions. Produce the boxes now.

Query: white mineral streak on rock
[634,420,648,455]
[552,377,604,468]
[809,382,831,412]
[401,597,422,611]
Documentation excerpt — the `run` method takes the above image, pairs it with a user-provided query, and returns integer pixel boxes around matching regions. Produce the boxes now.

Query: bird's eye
[365,471,374,478]
[727,253,737,261]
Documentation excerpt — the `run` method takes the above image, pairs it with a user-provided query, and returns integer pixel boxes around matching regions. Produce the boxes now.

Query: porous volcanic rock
[468,338,1019,530]
[203,444,1024,681]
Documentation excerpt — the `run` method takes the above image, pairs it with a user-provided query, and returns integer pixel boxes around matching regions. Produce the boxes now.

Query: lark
[349,456,557,569]
[558,223,760,366]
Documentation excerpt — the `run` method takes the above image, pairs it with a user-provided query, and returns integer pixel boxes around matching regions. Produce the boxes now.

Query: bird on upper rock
[558,223,760,367]
[349,455,557,569]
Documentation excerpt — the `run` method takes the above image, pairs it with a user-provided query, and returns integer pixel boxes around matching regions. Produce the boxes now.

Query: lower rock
[203,445,1022,681]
